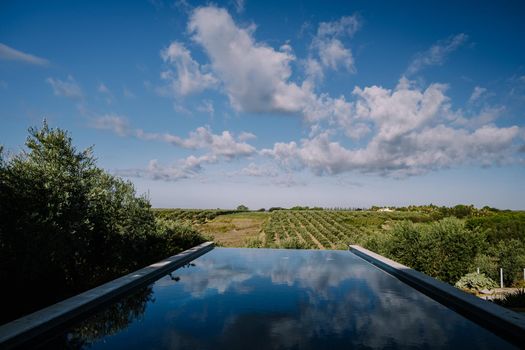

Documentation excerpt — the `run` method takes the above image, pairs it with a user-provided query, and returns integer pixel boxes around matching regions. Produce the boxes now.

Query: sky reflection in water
[62,248,516,349]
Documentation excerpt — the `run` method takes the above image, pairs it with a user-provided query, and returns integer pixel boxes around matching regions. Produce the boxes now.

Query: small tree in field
[237,204,249,211]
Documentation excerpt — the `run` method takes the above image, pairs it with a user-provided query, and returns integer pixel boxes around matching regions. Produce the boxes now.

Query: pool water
[42,248,516,349]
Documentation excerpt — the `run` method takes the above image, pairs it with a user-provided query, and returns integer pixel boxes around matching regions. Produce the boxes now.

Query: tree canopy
[0,122,204,323]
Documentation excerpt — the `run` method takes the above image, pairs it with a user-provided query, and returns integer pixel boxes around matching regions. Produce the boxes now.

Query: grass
[196,212,269,247]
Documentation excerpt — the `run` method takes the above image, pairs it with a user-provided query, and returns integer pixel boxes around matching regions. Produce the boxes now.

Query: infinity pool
[40,248,515,349]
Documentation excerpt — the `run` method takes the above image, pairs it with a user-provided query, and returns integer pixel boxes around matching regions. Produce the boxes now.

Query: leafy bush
[155,218,206,254]
[386,218,485,284]
[423,218,486,283]
[386,221,425,270]
[244,237,264,248]
[278,237,309,249]
[489,239,525,286]
[455,273,498,292]
[470,254,499,282]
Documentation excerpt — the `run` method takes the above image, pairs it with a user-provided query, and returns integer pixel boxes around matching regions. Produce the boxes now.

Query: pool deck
[349,245,525,344]
[0,241,214,349]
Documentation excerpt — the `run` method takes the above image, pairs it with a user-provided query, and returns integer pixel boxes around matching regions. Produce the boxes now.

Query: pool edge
[0,241,215,349]
[349,244,525,345]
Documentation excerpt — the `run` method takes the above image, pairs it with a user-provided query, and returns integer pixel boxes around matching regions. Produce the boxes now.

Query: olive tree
[0,123,163,322]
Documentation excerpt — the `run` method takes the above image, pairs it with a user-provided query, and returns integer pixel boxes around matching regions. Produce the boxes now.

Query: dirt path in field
[198,212,268,247]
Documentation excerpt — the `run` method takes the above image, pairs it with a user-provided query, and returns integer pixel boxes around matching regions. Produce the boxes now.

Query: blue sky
[1,0,525,209]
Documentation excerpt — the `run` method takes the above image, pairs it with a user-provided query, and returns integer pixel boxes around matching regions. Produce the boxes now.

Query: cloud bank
[109,6,523,182]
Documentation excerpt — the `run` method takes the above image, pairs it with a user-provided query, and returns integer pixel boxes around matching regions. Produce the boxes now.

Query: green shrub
[244,237,264,248]
[489,239,525,286]
[386,218,485,284]
[386,221,426,271]
[278,237,309,249]
[470,254,499,281]
[155,218,206,254]
[362,232,392,256]
[455,273,498,292]
[422,218,486,284]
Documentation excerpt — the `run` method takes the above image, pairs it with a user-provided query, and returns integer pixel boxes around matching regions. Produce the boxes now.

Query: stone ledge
[349,245,525,345]
[0,241,215,349]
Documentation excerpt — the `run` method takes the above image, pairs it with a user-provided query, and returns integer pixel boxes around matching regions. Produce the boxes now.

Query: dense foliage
[387,218,485,284]
[465,212,525,243]
[0,123,205,324]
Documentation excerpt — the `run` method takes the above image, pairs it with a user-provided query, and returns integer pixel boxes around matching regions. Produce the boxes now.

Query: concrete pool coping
[349,245,525,344]
[0,241,215,349]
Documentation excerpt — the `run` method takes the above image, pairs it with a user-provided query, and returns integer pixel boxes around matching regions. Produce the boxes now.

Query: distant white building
[378,207,394,212]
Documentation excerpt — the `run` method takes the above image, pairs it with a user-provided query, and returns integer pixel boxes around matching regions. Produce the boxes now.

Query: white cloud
[308,15,361,77]
[469,86,487,103]
[318,39,355,71]
[185,6,363,131]
[239,162,278,177]
[46,75,83,99]
[263,78,522,177]
[406,33,468,76]
[452,106,503,129]
[90,114,130,136]
[152,126,256,159]
[304,58,324,83]
[160,41,218,97]
[264,125,520,177]
[116,156,216,182]
[316,16,361,38]
[353,77,448,141]
[188,6,313,114]
[238,131,256,142]
[0,43,49,66]
[92,114,257,160]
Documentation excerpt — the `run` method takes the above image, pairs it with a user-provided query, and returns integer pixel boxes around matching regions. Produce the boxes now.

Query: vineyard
[153,208,241,225]
[154,209,432,250]
[259,210,432,249]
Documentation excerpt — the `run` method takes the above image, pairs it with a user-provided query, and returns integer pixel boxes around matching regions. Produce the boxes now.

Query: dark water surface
[44,248,516,349]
